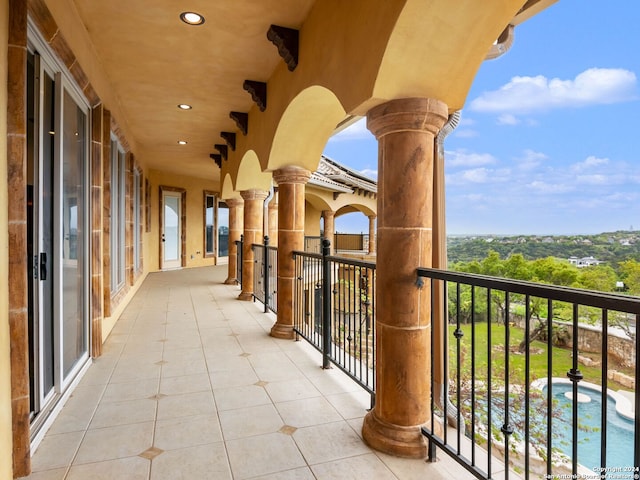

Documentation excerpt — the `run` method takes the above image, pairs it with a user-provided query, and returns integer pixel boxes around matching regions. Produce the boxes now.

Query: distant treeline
[447,231,640,267]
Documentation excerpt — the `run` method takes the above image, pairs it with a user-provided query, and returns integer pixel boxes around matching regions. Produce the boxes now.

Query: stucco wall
[147,170,219,272]
[0,1,14,478]
[304,201,321,237]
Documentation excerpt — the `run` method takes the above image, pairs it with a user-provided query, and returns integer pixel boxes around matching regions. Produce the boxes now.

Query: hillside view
[448,230,640,265]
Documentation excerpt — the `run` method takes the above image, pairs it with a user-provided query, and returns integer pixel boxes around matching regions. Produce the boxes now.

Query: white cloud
[497,114,520,125]
[446,167,509,185]
[516,149,548,170]
[527,181,574,194]
[360,168,378,179]
[469,68,637,114]
[454,129,479,138]
[571,155,609,172]
[328,117,372,142]
[446,150,497,167]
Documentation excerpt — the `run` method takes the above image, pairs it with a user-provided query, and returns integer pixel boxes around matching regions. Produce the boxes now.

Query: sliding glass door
[27,40,90,429]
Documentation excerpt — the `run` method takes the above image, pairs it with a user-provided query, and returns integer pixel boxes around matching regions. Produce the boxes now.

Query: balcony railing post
[322,238,331,369]
[263,235,269,313]
[236,234,244,286]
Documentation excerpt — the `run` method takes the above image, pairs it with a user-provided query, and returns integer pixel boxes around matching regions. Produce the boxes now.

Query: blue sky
[323,0,640,235]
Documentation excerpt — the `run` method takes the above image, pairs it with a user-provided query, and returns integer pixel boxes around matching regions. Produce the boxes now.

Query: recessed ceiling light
[178,140,187,145]
[177,104,192,110]
[180,12,205,25]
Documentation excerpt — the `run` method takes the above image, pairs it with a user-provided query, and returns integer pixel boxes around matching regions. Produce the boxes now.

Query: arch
[373,0,526,111]
[220,173,237,200]
[268,86,345,173]
[336,203,375,217]
[304,189,333,213]
[234,150,272,192]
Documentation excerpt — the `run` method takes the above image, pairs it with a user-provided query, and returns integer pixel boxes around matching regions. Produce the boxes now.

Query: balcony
[20,266,473,480]
[251,242,640,479]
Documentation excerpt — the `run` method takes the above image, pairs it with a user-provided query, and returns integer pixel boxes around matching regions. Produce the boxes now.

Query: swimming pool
[545,382,634,470]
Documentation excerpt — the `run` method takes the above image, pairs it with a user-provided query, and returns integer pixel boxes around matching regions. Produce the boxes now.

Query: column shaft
[271,167,311,339]
[238,190,268,300]
[362,97,448,458]
[224,198,243,285]
[322,210,335,254]
[368,215,376,254]
[268,190,278,246]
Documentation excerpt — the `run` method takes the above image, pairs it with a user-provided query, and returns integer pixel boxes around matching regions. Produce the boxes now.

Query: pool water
[547,383,634,470]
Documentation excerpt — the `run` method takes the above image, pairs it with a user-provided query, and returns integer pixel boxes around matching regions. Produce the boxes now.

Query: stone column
[367,215,376,254]
[270,167,311,339]
[238,190,268,300]
[362,97,448,458]
[268,190,278,246]
[224,197,244,285]
[322,210,335,253]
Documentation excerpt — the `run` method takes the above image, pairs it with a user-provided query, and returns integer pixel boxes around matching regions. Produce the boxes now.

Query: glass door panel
[61,89,87,378]
[162,192,181,269]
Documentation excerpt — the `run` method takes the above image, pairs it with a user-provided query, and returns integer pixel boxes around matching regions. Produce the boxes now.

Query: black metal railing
[251,236,277,313]
[304,234,375,253]
[293,239,376,407]
[417,267,640,480]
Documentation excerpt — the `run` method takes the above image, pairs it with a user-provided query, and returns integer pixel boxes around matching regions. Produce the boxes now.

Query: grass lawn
[447,323,632,391]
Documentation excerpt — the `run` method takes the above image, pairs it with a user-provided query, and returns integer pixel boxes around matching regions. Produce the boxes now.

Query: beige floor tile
[250,467,316,480]
[276,396,342,428]
[160,357,208,377]
[31,431,84,471]
[66,456,150,480]
[293,421,371,465]
[226,432,306,480]
[90,398,157,429]
[150,442,232,480]
[16,468,66,480]
[102,378,159,403]
[264,378,322,403]
[204,352,252,372]
[209,367,259,389]
[213,384,272,411]
[74,422,154,465]
[157,391,216,420]
[159,373,211,395]
[325,390,371,420]
[110,362,161,384]
[311,453,397,479]
[154,414,223,451]
[218,404,284,440]
[47,385,105,434]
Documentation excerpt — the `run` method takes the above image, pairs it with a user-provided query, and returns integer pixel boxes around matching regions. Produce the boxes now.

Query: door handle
[39,252,47,281]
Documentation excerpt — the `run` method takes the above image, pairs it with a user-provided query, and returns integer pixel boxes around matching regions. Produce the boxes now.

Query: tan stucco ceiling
[42,0,557,189]
[69,0,315,181]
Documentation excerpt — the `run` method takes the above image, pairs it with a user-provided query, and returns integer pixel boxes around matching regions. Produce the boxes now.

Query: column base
[237,291,253,301]
[362,410,428,459]
[224,277,237,285]
[270,323,294,340]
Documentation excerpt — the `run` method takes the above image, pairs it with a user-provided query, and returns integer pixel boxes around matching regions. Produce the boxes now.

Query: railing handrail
[417,266,640,313]
[293,249,376,269]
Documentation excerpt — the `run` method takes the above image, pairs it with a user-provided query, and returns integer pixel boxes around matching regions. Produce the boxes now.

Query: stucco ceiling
[70,0,316,181]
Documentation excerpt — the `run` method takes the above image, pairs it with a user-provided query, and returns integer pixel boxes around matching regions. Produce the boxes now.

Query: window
[134,169,141,272]
[204,192,216,257]
[110,138,126,292]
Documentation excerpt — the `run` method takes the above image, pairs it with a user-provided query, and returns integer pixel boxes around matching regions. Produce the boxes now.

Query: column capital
[367,97,448,139]
[273,166,311,185]
[225,197,244,208]
[322,210,335,219]
[368,214,377,220]
[240,189,269,202]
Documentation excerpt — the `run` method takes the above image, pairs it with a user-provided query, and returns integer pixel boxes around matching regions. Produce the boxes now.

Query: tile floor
[20,266,476,480]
